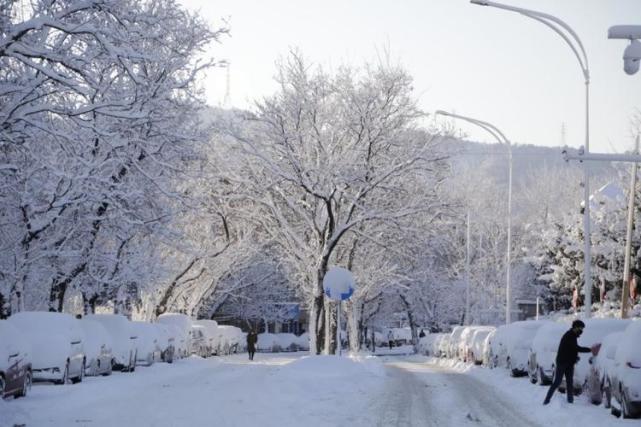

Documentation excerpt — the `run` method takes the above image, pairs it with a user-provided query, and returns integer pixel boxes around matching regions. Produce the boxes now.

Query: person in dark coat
[246,330,257,361]
[543,320,592,404]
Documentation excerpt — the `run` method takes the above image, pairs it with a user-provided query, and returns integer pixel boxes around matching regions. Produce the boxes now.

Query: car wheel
[72,362,84,384]
[529,366,538,384]
[58,363,69,385]
[622,390,640,419]
[603,379,612,409]
[17,371,32,398]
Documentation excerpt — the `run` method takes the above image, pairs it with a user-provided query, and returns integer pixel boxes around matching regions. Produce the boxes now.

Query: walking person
[246,329,257,361]
[543,320,594,404]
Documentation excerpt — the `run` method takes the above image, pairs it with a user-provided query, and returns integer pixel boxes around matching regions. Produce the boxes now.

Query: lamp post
[435,110,513,324]
[471,0,593,318]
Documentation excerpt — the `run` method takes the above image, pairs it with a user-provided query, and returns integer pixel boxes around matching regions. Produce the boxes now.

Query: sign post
[322,267,355,356]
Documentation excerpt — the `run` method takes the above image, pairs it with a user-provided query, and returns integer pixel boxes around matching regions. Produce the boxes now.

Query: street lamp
[471,0,594,318]
[434,110,514,324]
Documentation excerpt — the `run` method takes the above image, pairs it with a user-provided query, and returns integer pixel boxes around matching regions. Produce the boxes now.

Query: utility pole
[622,134,640,318]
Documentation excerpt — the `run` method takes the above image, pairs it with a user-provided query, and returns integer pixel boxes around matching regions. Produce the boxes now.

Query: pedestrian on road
[419,329,426,338]
[247,330,257,361]
[543,320,594,405]
[387,330,394,349]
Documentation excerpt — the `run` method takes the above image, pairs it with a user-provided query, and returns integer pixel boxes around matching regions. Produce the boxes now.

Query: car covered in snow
[188,325,208,357]
[528,321,567,385]
[586,331,623,407]
[193,320,219,356]
[85,314,137,372]
[131,322,162,366]
[468,327,495,365]
[155,323,177,363]
[503,320,548,377]
[571,319,630,394]
[0,320,32,398]
[447,326,466,359]
[157,313,192,359]
[216,325,245,355]
[609,321,641,418]
[79,318,113,376]
[8,312,85,384]
[482,329,496,366]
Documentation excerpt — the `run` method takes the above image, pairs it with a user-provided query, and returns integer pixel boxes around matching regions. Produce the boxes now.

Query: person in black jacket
[246,330,257,361]
[543,320,592,404]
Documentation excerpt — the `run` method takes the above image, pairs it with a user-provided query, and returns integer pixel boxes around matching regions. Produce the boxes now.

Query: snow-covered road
[1,353,633,427]
[374,360,541,427]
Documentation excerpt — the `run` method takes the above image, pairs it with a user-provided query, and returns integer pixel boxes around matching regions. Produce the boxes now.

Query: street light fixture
[471,0,594,318]
[434,110,514,324]
[608,25,641,75]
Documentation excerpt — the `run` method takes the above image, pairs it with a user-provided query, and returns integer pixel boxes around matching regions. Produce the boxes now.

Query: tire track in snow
[374,359,543,427]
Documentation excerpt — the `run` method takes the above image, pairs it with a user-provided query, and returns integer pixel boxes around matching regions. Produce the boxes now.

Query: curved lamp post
[471,0,593,317]
[435,110,513,324]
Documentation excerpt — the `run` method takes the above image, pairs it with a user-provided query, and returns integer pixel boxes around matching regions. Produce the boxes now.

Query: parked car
[131,322,162,366]
[216,325,245,355]
[157,313,192,359]
[156,323,177,363]
[8,312,85,384]
[79,318,113,376]
[85,314,137,372]
[571,319,630,394]
[528,322,567,385]
[189,325,208,357]
[193,320,218,356]
[469,327,495,365]
[447,326,466,359]
[0,320,32,398]
[504,321,548,377]
[587,331,623,407]
[609,321,641,418]
[482,329,496,367]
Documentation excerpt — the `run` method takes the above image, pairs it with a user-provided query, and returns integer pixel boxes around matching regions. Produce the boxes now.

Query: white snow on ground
[1,352,636,427]
[0,353,385,427]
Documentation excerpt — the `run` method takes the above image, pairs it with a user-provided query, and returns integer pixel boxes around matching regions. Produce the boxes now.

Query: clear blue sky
[180,0,641,154]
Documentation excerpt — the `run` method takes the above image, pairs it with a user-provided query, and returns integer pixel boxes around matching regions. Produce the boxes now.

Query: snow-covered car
[469,327,495,365]
[131,322,162,366]
[189,325,208,357]
[528,322,567,385]
[193,320,218,356]
[609,321,641,418]
[482,330,496,366]
[157,313,192,359]
[0,320,32,398]
[79,318,113,376]
[447,326,465,359]
[586,331,623,407]
[156,323,177,363]
[216,325,245,355]
[85,314,137,372]
[504,320,548,377]
[572,319,630,394]
[8,312,85,384]
[438,334,451,358]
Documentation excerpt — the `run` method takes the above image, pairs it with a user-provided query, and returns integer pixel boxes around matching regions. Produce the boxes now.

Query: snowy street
[3,353,631,427]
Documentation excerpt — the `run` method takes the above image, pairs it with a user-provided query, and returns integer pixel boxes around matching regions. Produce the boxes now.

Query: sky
[179,0,641,154]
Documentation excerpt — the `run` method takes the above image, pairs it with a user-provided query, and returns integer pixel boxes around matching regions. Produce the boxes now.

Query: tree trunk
[309,293,325,355]
[346,299,362,353]
[324,299,337,355]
